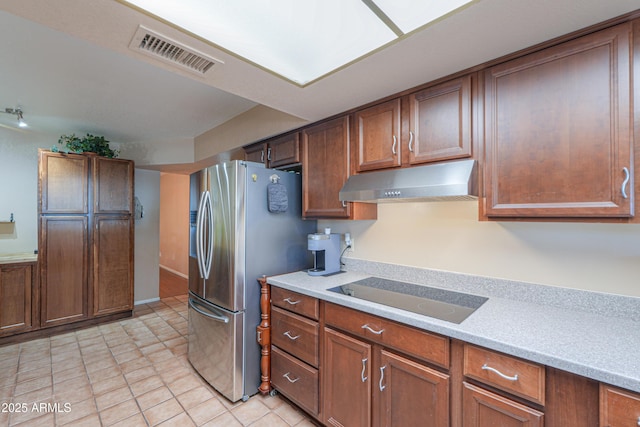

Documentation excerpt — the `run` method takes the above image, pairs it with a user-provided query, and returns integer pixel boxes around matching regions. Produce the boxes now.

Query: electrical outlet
[346,237,354,252]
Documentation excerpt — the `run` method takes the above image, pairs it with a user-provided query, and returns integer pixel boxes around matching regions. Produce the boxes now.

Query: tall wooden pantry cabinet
[38,149,134,329]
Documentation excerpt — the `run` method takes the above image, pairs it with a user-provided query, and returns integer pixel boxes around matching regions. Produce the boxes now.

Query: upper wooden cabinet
[354,75,473,173]
[409,75,472,165]
[355,98,402,171]
[244,132,302,169]
[39,152,89,214]
[94,157,134,214]
[483,23,633,218]
[302,116,377,220]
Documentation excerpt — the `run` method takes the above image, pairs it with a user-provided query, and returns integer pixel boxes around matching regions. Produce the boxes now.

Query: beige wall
[321,201,640,298]
[159,172,189,277]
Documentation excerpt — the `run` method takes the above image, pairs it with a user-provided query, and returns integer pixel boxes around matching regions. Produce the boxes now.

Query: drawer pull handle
[283,297,300,305]
[283,372,299,383]
[482,364,519,381]
[379,365,387,391]
[283,331,300,340]
[392,135,397,155]
[637,416,640,426]
[361,358,368,383]
[362,324,384,335]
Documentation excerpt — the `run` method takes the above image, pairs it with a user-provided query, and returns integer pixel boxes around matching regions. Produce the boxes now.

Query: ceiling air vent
[129,26,222,75]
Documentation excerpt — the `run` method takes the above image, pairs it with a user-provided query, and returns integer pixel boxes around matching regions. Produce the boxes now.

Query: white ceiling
[1,0,639,166]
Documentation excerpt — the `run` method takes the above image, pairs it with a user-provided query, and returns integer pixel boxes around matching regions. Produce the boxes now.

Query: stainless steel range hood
[339,159,477,203]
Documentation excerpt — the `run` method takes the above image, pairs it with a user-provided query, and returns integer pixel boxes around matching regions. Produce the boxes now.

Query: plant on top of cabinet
[56,133,119,158]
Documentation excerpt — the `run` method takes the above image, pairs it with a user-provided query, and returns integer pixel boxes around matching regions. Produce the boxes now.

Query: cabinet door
[93,215,133,316]
[40,216,89,326]
[484,23,633,218]
[409,75,472,165]
[376,349,449,427]
[600,385,640,427]
[268,132,301,168]
[0,263,33,336]
[302,116,351,218]
[355,99,402,171]
[39,151,89,214]
[463,382,543,427]
[323,327,372,427]
[94,157,134,214]
[245,143,267,165]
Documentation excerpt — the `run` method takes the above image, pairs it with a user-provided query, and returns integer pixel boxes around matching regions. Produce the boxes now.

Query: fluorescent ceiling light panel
[124,0,473,85]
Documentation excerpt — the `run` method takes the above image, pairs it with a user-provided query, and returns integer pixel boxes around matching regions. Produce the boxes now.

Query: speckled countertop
[0,253,38,264]
[267,259,640,393]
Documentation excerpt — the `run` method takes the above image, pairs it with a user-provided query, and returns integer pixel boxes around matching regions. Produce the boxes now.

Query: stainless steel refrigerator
[188,160,315,402]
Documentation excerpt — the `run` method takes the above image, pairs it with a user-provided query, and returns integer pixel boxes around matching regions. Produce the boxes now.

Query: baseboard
[134,297,160,305]
[159,264,188,279]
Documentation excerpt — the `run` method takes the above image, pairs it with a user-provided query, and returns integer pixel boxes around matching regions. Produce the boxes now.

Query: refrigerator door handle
[195,191,207,279]
[189,298,230,324]
[203,190,214,280]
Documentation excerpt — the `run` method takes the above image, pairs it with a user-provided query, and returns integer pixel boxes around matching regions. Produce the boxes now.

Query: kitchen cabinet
[269,287,321,418]
[38,150,134,330]
[0,261,36,337]
[244,132,301,169]
[483,22,633,218]
[355,98,402,171]
[323,302,450,427]
[462,344,545,426]
[302,116,377,220]
[600,384,640,427]
[354,75,473,173]
[40,215,89,327]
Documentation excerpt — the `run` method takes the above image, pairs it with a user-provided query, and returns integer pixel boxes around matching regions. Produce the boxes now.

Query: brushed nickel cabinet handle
[482,364,519,381]
[379,365,386,391]
[283,331,300,340]
[267,147,272,161]
[408,131,414,152]
[622,167,630,199]
[392,135,397,155]
[362,324,384,335]
[361,358,368,382]
[260,150,265,163]
[283,372,299,383]
[283,297,300,305]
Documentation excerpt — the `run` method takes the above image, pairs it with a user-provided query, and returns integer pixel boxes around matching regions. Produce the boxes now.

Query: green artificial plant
[57,133,119,158]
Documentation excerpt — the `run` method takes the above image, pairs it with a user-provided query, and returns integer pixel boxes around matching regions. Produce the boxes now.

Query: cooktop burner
[328,277,487,324]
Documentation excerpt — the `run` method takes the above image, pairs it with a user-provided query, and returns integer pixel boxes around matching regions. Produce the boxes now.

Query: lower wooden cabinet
[0,262,36,337]
[377,349,449,427]
[323,328,372,427]
[271,346,319,415]
[462,382,544,427]
[600,384,640,427]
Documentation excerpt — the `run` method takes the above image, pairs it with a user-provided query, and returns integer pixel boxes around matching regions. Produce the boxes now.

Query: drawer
[464,344,545,405]
[463,382,544,426]
[324,302,449,368]
[272,287,319,320]
[600,384,640,427]
[271,306,319,367]
[271,346,319,416]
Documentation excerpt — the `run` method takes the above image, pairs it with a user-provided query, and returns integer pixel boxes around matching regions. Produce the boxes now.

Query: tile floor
[0,295,317,426]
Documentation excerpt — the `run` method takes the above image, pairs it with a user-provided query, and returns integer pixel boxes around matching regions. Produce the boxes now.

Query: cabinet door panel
[271,346,319,416]
[356,99,402,171]
[0,264,33,336]
[245,143,266,164]
[94,158,134,214]
[409,75,472,164]
[93,216,133,316]
[40,216,88,326]
[39,151,89,214]
[302,117,351,218]
[600,384,640,427]
[323,327,371,427]
[377,349,449,427]
[269,133,301,168]
[463,382,543,427]
[484,23,632,217]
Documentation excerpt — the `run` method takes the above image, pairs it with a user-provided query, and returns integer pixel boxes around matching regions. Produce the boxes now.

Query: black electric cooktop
[328,277,487,324]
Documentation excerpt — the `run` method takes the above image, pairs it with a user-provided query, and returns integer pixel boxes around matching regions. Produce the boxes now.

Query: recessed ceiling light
[123,0,473,86]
